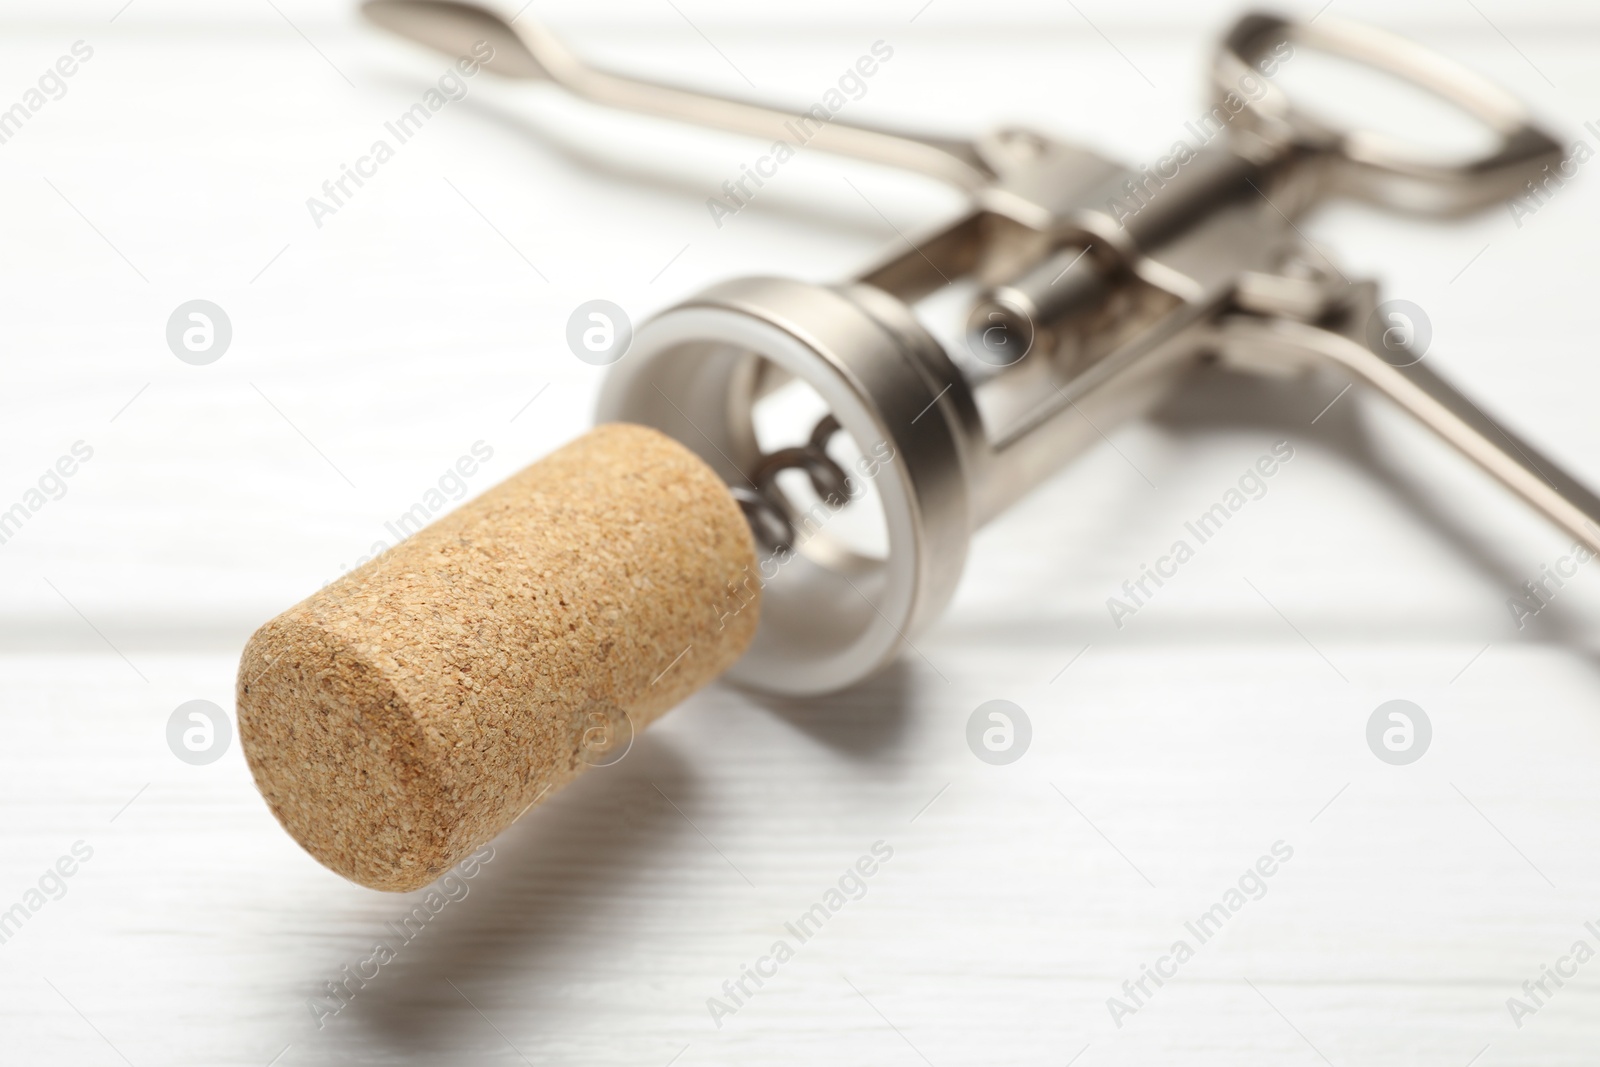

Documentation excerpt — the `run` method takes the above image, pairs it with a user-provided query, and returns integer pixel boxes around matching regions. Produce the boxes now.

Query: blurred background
[3,0,1600,1063]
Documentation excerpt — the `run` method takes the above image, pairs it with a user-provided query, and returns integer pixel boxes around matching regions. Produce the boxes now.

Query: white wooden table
[4,2,1600,1063]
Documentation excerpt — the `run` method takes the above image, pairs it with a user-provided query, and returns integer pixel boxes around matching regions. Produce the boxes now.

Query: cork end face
[235,423,760,893]
[237,619,455,892]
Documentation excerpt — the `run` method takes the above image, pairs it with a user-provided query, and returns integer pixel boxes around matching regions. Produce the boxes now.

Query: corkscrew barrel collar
[597,277,978,697]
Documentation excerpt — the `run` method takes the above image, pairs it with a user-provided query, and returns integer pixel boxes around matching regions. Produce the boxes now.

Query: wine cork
[236,423,759,892]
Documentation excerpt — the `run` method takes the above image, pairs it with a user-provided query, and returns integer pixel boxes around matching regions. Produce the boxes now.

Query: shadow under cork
[1147,362,1600,656]
[316,735,701,1063]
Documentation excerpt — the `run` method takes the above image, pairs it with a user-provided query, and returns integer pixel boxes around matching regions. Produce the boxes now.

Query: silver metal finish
[1219,307,1600,556]
[360,0,993,190]
[1217,13,1566,215]
[372,4,1596,694]
[595,278,977,694]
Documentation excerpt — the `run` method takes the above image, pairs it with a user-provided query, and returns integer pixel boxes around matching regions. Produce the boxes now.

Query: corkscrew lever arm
[361,0,995,191]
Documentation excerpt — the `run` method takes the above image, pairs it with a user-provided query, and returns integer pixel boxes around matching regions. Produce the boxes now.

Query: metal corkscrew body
[369,1,1587,696]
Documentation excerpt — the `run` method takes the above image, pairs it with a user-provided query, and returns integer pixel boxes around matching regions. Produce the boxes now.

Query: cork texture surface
[236,423,759,892]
